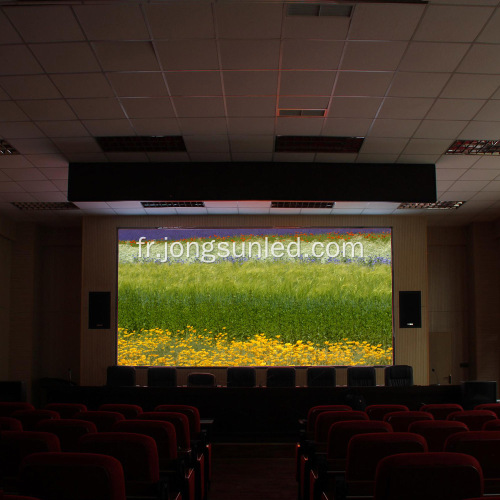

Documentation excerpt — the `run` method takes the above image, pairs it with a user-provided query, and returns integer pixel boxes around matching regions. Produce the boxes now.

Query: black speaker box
[399,291,422,328]
[461,381,497,409]
[88,291,111,329]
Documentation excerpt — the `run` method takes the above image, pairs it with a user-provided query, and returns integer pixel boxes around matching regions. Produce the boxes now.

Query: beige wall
[80,215,429,386]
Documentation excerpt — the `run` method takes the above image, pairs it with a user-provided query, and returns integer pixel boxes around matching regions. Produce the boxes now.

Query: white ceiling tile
[174,208,208,215]
[4,6,84,43]
[459,121,500,140]
[189,153,231,162]
[334,72,393,97]
[0,75,61,100]
[427,99,486,120]
[107,73,168,97]
[398,154,441,163]
[172,97,225,118]
[219,40,280,70]
[378,98,434,119]
[50,73,114,99]
[342,42,407,71]
[279,96,329,109]
[146,152,189,162]
[483,181,500,191]
[413,120,466,140]
[403,139,451,155]
[4,168,47,182]
[331,208,364,215]
[130,118,180,136]
[437,179,455,191]
[0,181,24,193]
[238,201,271,208]
[471,157,500,169]
[17,100,76,121]
[231,153,273,162]
[280,71,334,96]
[81,208,115,215]
[0,155,33,169]
[226,97,276,117]
[275,117,324,136]
[316,153,358,162]
[224,71,278,96]
[349,3,424,40]
[458,45,500,74]
[227,118,275,135]
[360,138,408,155]
[0,122,45,139]
[38,168,68,180]
[206,208,239,215]
[52,137,101,154]
[388,72,450,98]
[25,154,68,169]
[461,169,500,181]
[0,86,8,100]
[69,98,125,120]
[30,43,100,73]
[203,201,238,208]
[18,180,59,192]
[73,4,149,41]
[322,118,373,136]
[36,121,89,138]
[0,45,43,75]
[414,6,493,42]
[229,135,274,153]
[179,118,227,135]
[143,207,178,215]
[284,15,349,40]
[441,74,500,99]
[273,153,316,162]
[106,201,142,209]
[282,40,343,70]
[362,209,396,215]
[437,190,477,201]
[105,153,149,162]
[183,136,230,153]
[436,155,480,169]
[166,72,222,96]
[369,119,420,138]
[156,41,219,71]
[82,119,135,137]
[449,180,489,191]
[216,3,282,39]
[57,152,107,163]
[356,154,399,163]
[0,10,22,44]
[93,42,160,72]
[74,202,114,210]
[399,42,470,72]
[474,100,500,121]
[270,208,302,215]
[145,3,214,39]
[477,7,500,43]
[31,192,68,203]
[9,138,59,154]
[0,171,11,182]
[238,208,270,214]
[329,97,383,118]
[471,191,500,201]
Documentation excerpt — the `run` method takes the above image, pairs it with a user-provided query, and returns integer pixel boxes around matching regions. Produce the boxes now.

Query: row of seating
[0,402,210,500]
[108,364,413,388]
[298,403,500,500]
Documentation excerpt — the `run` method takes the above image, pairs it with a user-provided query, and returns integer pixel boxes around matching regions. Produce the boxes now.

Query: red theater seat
[99,404,143,419]
[447,410,497,431]
[10,410,60,431]
[314,411,368,443]
[35,419,98,452]
[44,403,87,418]
[0,418,23,431]
[366,404,409,421]
[383,411,433,432]
[420,404,464,420]
[74,411,125,432]
[475,403,500,418]
[408,419,468,452]
[0,403,34,418]
[306,405,352,434]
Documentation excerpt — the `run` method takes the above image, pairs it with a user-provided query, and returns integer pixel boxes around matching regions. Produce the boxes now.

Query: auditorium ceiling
[0,0,499,225]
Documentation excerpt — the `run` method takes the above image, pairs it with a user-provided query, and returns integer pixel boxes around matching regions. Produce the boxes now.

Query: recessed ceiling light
[141,201,205,208]
[397,201,465,210]
[11,202,79,211]
[0,140,20,155]
[271,201,335,209]
[446,140,500,155]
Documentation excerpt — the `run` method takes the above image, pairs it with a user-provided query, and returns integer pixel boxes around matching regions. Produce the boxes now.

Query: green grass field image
[117,228,393,367]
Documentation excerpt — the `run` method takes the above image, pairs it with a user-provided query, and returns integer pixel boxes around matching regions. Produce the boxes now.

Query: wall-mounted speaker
[399,291,422,328]
[88,291,111,329]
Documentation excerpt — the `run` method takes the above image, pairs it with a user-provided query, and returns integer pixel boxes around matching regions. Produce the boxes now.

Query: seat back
[226,367,256,388]
[306,367,336,388]
[138,412,190,449]
[36,419,98,452]
[187,373,215,387]
[0,417,23,431]
[475,403,500,418]
[155,405,201,435]
[106,366,136,387]
[147,366,177,387]
[19,452,126,500]
[346,432,428,482]
[74,411,125,432]
[383,411,433,432]
[347,366,376,387]
[99,404,143,419]
[306,405,352,433]
[266,367,296,388]
[0,403,35,417]
[10,410,60,431]
[447,410,497,430]
[315,411,369,442]
[374,452,483,500]
[408,420,468,452]
[420,403,464,420]
[366,404,409,421]
[44,403,87,419]
[384,365,413,387]
[79,432,160,483]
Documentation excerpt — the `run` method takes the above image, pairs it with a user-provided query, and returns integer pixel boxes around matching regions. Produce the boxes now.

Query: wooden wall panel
[81,215,429,386]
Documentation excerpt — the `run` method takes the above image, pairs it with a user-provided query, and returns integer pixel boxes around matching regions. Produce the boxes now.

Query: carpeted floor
[208,443,297,500]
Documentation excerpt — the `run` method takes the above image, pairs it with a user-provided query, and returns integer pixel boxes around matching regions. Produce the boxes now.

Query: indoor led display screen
[117,228,393,367]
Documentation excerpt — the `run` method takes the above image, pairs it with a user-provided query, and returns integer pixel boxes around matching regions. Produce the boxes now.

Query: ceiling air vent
[0,140,19,155]
[272,201,335,209]
[446,140,500,155]
[275,136,364,153]
[11,202,79,211]
[398,201,465,210]
[141,201,205,208]
[286,4,353,17]
[96,136,186,153]
[279,109,326,117]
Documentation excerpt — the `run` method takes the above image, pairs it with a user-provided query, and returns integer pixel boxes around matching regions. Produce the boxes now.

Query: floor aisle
[208,443,297,500]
